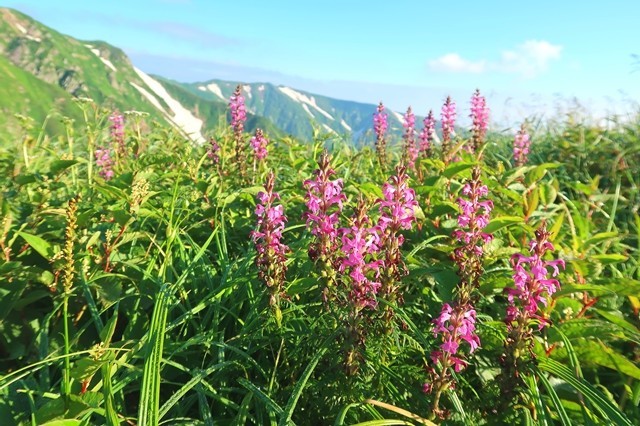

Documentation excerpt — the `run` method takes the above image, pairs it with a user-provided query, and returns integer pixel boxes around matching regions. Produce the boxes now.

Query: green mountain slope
[0,7,416,146]
[177,80,409,143]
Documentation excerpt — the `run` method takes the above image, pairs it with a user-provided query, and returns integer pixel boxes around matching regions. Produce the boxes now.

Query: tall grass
[0,101,638,425]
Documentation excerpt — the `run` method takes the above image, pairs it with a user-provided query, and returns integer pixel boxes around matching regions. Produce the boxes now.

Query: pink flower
[207,137,220,164]
[303,150,346,257]
[513,123,531,167]
[441,96,456,145]
[419,110,436,157]
[109,111,125,156]
[374,102,388,166]
[95,147,114,180]
[402,106,418,169]
[378,165,418,233]
[339,204,382,310]
[469,89,489,152]
[505,224,565,329]
[229,85,247,131]
[251,171,289,304]
[250,128,269,161]
[373,102,388,140]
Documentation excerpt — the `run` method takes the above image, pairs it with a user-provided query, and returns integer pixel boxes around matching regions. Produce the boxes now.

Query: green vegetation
[0,98,638,425]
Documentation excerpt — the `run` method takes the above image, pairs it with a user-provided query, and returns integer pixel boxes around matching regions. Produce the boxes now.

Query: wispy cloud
[429,40,563,78]
[146,22,239,48]
[429,53,486,73]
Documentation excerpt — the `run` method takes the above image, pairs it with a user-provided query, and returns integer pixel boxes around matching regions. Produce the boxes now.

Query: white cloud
[499,40,562,77]
[428,40,562,78]
[429,53,486,73]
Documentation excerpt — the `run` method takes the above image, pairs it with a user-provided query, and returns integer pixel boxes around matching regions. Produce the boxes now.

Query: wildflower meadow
[0,87,639,425]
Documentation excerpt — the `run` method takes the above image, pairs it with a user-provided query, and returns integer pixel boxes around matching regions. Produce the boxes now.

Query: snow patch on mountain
[85,44,117,72]
[243,84,252,98]
[278,86,334,121]
[323,124,335,133]
[391,111,404,124]
[197,85,206,91]
[258,84,265,92]
[130,82,165,111]
[302,104,314,118]
[133,67,205,143]
[16,23,27,34]
[340,119,352,131]
[205,83,225,100]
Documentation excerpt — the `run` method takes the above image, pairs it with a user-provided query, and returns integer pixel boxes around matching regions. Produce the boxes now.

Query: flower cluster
[499,224,564,399]
[250,128,269,161]
[378,165,418,235]
[339,200,382,310]
[303,150,346,260]
[377,165,418,326]
[95,147,114,180]
[373,102,388,167]
[207,137,220,165]
[109,111,125,157]
[469,89,489,153]
[251,171,289,306]
[425,167,493,414]
[505,224,565,330]
[441,96,456,159]
[513,123,531,167]
[452,167,494,294]
[229,85,248,181]
[402,106,418,169]
[419,110,436,157]
[229,85,247,132]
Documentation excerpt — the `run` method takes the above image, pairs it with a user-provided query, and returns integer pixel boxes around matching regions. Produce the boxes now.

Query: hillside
[0,7,412,146]
[177,79,409,142]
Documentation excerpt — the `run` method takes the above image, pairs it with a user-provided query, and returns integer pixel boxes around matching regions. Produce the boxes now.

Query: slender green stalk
[60,195,79,411]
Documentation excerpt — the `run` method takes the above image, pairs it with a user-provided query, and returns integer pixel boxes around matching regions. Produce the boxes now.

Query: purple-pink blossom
[441,96,456,146]
[250,128,269,161]
[339,202,382,310]
[373,102,388,167]
[376,165,418,327]
[469,89,489,152]
[402,106,418,169]
[109,111,125,156]
[251,171,289,304]
[95,147,114,180]
[505,224,565,329]
[229,85,247,132]
[207,137,220,164]
[378,165,418,234]
[303,150,346,254]
[513,123,531,167]
[419,110,436,157]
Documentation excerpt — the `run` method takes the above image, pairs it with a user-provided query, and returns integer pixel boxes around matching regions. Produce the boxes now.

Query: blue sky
[3,0,640,123]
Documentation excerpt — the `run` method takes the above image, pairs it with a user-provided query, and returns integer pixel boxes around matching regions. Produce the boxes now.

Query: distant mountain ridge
[0,7,409,145]
[174,79,408,142]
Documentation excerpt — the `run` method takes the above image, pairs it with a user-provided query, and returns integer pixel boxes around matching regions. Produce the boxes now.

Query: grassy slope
[0,55,83,145]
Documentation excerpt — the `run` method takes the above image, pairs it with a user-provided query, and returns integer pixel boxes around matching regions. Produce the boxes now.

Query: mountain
[0,7,408,146]
[173,79,408,142]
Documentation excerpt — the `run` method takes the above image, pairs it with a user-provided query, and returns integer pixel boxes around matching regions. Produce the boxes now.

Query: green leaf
[591,253,627,264]
[40,421,83,426]
[49,159,79,174]
[538,358,634,426]
[536,368,572,426]
[17,231,54,259]
[583,232,618,249]
[484,216,524,234]
[442,161,475,178]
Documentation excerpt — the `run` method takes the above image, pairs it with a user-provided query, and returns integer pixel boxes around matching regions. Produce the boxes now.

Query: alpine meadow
[0,5,639,426]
